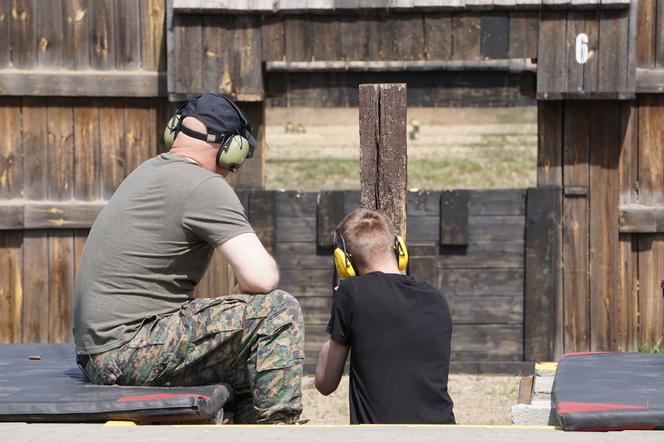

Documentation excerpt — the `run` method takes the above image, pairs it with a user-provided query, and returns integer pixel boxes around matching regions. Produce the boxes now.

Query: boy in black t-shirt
[314,208,455,424]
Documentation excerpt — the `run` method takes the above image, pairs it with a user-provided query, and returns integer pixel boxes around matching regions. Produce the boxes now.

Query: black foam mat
[0,344,233,423]
[552,352,664,431]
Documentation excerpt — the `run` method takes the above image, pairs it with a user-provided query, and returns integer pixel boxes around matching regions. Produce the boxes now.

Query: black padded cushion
[0,344,233,423]
[553,352,664,431]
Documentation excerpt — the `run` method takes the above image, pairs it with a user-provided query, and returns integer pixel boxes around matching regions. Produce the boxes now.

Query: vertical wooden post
[358,83,408,237]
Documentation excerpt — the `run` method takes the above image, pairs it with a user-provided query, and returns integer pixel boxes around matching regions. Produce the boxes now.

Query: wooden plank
[537,12,566,99]
[9,0,36,68]
[317,190,345,248]
[124,99,151,174]
[407,215,438,243]
[62,0,91,69]
[275,191,317,217]
[274,242,331,270]
[359,83,408,236]
[0,97,22,199]
[450,295,523,324]
[249,190,276,255]
[174,13,202,94]
[407,190,440,216]
[98,98,125,199]
[48,230,75,343]
[537,102,563,186]
[467,215,526,241]
[509,12,538,59]
[617,102,638,351]
[0,71,167,97]
[438,240,524,268]
[565,11,595,96]
[36,0,63,68]
[451,13,481,61]
[0,232,22,343]
[311,15,340,62]
[408,255,436,285]
[140,0,167,71]
[22,98,48,200]
[517,376,534,405]
[562,101,590,352]
[201,15,232,95]
[598,10,629,94]
[234,15,264,101]
[467,189,526,216]
[636,0,655,67]
[262,15,285,62]
[89,0,115,69]
[0,0,9,68]
[339,15,368,61]
[21,230,49,342]
[73,98,99,200]
[452,324,523,357]
[637,95,664,346]
[382,14,425,61]
[284,16,312,62]
[228,101,264,188]
[299,295,333,324]
[424,13,452,60]
[265,59,536,72]
[481,12,510,59]
[47,98,74,201]
[276,216,316,242]
[524,186,561,361]
[440,268,524,296]
[279,268,335,296]
[619,205,664,233]
[440,189,469,245]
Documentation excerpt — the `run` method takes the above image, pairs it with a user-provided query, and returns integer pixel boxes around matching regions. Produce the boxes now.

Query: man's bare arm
[217,232,279,294]
[315,337,349,396]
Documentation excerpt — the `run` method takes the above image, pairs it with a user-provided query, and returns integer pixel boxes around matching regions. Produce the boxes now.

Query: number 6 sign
[576,33,589,65]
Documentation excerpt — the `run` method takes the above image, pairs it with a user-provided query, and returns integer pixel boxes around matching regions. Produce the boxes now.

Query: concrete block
[511,400,559,426]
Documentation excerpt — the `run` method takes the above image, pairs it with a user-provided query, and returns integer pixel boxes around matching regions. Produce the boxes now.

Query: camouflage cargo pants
[77,290,304,424]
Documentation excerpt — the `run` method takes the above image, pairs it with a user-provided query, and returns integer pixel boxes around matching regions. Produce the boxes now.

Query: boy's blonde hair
[335,208,396,270]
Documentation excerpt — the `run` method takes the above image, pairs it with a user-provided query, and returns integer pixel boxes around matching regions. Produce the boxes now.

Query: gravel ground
[300,374,520,425]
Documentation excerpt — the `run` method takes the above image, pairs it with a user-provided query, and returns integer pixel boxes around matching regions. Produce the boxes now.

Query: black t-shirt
[327,271,455,424]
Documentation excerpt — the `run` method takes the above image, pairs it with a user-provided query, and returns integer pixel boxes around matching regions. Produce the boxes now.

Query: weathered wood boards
[0,0,167,97]
[537,10,635,99]
[359,83,408,237]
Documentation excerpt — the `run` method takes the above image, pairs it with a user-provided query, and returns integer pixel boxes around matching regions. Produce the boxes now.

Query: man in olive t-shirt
[73,94,304,424]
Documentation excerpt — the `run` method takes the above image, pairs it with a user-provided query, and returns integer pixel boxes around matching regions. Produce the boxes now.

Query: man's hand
[217,232,279,294]
[315,337,349,396]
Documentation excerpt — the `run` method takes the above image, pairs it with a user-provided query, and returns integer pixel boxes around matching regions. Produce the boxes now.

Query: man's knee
[264,290,303,325]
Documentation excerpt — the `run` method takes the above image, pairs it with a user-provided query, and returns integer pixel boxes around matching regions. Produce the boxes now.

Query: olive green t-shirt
[73,153,253,354]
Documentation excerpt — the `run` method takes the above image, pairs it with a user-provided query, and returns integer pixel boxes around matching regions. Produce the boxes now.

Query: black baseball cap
[179,93,257,153]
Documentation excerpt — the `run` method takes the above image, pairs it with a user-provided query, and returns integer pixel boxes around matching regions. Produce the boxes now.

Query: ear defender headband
[163,96,255,173]
[333,230,409,279]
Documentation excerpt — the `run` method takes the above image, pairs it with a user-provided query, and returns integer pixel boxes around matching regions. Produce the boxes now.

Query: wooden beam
[524,186,562,362]
[266,59,536,73]
[0,201,106,230]
[358,83,408,237]
[0,70,166,97]
[619,205,664,233]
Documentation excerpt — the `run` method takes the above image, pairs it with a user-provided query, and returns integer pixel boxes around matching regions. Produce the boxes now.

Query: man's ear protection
[333,231,409,279]
[163,98,255,173]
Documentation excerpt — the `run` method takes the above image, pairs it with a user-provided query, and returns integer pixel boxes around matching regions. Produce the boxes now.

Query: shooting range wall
[1,0,664,371]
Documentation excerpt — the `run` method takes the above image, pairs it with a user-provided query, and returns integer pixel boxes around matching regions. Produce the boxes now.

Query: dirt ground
[300,374,520,425]
[265,106,537,191]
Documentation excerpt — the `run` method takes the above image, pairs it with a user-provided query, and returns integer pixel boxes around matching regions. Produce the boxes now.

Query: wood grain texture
[63,0,91,69]
[174,13,202,94]
[562,101,590,352]
[0,0,9,68]
[424,13,452,60]
[509,12,538,59]
[537,102,563,186]
[124,99,151,174]
[0,232,22,343]
[36,0,63,68]
[636,0,655,67]
[524,186,561,361]
[22,98,48,200]
[0,97,22,199]
[90,0,115,69]
[537,11,566,98]
[47,98,74,201]
[22,230,49,342]
[9,0,36,68]
[140,0,166,71]
[440,268,524,296]
[73,98,99,200]
[637,95,664,346]
[451,13,481,60]
[98,98,125,199]
[48,230,74,342]
[440,189,469,245]
[262,15,285,62]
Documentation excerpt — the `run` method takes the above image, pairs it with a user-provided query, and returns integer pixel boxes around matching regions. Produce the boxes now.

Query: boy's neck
[358,259,401,276]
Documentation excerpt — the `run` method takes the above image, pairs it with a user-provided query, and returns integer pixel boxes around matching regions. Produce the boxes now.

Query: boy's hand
[314,336,349,396]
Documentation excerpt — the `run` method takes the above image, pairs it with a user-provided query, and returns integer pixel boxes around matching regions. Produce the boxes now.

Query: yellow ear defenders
[333,231,409,279]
